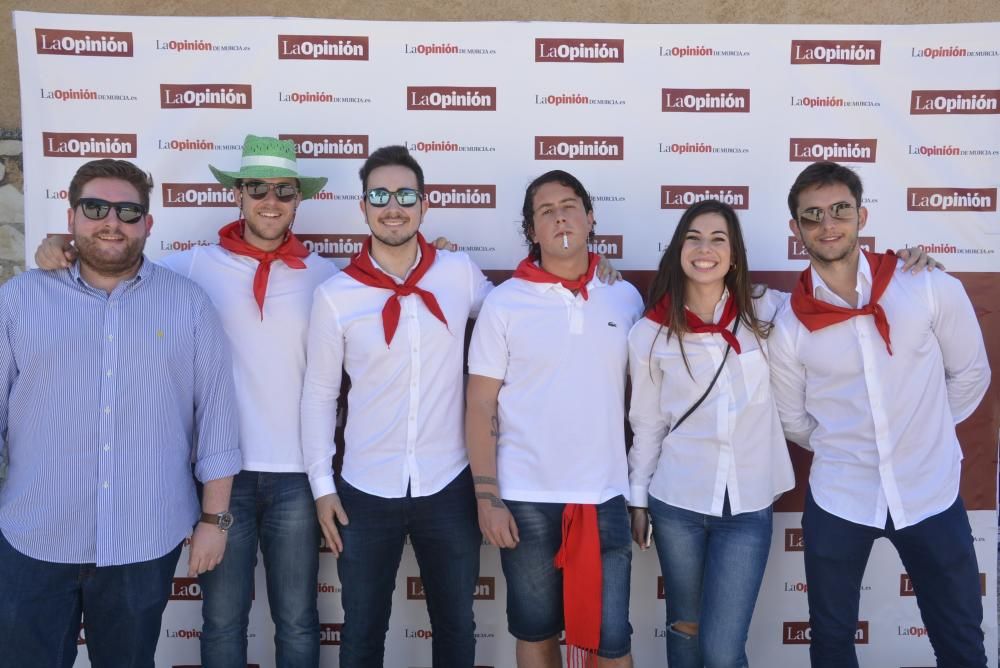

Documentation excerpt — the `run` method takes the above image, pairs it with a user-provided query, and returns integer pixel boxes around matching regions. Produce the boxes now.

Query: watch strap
[199,511,233,531]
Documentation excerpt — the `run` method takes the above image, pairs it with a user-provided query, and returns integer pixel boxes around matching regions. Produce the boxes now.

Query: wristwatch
[199,511,234,532]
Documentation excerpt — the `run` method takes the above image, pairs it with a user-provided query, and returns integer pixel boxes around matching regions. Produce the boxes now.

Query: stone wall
[0,128,19,481]
[0,129,24,283]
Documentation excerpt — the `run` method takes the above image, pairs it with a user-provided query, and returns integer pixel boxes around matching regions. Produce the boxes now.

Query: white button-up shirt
[628,289,795,515]
[161,245,338,473]
[769,256,990,529]
[301,249,492,499]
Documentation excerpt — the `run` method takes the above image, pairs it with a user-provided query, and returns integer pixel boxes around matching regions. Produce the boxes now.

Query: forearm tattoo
[473,476,499,486]
[476,491,506,508]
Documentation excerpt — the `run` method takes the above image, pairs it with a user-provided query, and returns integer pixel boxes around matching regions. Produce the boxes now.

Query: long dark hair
[646,199,771,375]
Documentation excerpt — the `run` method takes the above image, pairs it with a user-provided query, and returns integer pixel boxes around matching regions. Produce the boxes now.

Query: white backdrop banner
[13,12,1000,668]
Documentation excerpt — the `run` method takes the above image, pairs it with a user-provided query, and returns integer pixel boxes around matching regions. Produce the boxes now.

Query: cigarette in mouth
[562,233,568,249]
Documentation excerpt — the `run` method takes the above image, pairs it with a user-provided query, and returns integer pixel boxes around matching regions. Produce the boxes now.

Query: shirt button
[106,370,113,377]
[107,335,113,341]
[103,444,110,451]
[104,406,111,414]
[102,481,109,489]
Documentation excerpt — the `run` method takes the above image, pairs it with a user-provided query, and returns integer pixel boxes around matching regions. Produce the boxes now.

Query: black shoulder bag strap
[668,317,739,435]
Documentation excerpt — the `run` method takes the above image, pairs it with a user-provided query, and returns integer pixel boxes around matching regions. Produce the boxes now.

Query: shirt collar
[709,287,731,322]
[523,260,604,296]
[809,253,872,308]
[70,255,153,291]
[368,245,422,285]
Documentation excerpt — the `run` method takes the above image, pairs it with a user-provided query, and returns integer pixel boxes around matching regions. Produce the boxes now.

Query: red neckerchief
[645,292,742,354]
[553,504,602,668]
[790,250,897,355]
[512,253,600,300]
[341,233,448,346]
[217,220,309,320]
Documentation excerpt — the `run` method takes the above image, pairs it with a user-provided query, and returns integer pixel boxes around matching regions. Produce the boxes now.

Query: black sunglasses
[364,187,422,207]
[77,197,147,224]
[241,181,299,202]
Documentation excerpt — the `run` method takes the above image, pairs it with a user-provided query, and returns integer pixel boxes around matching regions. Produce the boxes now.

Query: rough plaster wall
[0,132,22,279]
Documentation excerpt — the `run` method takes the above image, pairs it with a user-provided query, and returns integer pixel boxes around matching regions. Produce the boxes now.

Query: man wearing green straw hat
[209,134,328,202]
[192,135,337,668]
[36,134,339,668]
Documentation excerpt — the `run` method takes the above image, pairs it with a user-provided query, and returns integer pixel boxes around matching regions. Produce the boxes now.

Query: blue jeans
[803,491,986,668]
[199,470,320,668]
[0,529,181,668]
[500,495,633,659]
[648,494,772,668]
[336,467,481,668]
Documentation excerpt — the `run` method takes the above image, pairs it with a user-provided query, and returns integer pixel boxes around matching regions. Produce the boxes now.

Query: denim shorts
[500,494,632,658]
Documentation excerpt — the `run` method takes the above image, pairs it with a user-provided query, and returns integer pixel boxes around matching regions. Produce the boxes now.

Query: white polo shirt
[628,288,795,516]
[301,249,492,500]
[769,256,990,530]
[159,244,338,473]
[468,272,643,504]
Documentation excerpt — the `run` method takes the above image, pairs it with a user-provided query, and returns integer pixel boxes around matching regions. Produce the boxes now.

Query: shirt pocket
[738,348,770,404]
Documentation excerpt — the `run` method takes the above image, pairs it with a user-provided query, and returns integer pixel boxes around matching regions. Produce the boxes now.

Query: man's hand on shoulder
[896,246,945,274]
[432,236,458,252]
[595,254,621,285]
[187,522,227,576]
[34,234,76,270]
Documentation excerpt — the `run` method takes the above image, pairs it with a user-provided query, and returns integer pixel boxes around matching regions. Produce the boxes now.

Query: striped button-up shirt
[0,259,241,566]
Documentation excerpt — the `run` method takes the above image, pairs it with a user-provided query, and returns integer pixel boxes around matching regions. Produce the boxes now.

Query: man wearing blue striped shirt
[0,159,241,668]
[36,136,340,667]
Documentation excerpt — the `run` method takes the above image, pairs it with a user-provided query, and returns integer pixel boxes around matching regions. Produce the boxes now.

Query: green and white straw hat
[209,134,328,200]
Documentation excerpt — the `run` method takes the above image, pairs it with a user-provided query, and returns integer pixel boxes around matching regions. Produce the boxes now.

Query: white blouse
[628,288,795,516]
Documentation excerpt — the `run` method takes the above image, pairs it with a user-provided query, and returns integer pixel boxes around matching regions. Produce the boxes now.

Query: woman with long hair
[627,198,794,668]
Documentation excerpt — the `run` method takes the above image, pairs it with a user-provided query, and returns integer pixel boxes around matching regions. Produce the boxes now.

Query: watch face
[218,512,234,531]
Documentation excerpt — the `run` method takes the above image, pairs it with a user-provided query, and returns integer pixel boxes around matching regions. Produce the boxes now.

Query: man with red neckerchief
[466,170,642,667]
[191,136,338,668]
[300,145,493,667]
[768,161,990,668]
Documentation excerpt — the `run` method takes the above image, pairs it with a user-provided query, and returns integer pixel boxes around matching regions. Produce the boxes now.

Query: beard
[369,213,420,248]
[798,223,860,266]
[244,220,290,243]
[370,227,418,248]
[802,237,858,266]
[242,210,294,244]
[74,229,147,278]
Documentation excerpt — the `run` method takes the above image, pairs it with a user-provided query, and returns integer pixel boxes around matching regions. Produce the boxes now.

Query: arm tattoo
[476,491,506,509]
[473,476,499,486]
[489,415,499,441]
